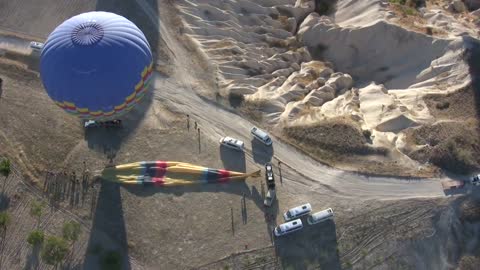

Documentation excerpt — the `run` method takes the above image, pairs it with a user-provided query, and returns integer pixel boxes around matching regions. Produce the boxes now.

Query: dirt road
[153,75,448,200]
[0,0,448,201]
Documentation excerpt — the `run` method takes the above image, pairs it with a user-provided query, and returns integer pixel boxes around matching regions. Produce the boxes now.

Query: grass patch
[406,120,480,173]
[424,86,477,120]
[283,117,387,156]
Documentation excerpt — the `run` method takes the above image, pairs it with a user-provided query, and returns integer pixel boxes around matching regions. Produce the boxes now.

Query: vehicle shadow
[444,184,480,196]
[251,138,274,165]
[262,195,280,244]
[219,145,247,173]
[274,219,341,270]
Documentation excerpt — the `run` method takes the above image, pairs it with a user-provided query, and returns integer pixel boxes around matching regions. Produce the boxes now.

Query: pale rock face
[304,84,336,107]
[325,73,353,95]
[176,0,476,164]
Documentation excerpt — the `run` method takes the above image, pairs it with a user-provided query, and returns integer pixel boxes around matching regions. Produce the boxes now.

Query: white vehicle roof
[309,208,334,222]
[222,136,244,146]
[251,127,270,140]
[223,136,243,144]
[278,219,302,232]
[286,203,312,218]
[288,203,311,215]
[30,41,43,49]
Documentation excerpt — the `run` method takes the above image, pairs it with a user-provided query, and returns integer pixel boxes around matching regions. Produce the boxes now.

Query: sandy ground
[0,0,480,269]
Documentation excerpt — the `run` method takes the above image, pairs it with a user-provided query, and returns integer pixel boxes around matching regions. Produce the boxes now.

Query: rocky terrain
[176,0,480,175]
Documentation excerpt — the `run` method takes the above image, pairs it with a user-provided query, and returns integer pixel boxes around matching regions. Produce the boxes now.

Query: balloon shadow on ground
[84,85,154,156]
[84,1,161,269]
[251,138,274,165]
[84,0,163,156]
[83,181,131,270]
[219,145,247,173]
[274,219,341,270]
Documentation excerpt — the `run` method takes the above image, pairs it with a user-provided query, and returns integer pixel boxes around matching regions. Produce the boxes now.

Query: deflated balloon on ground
[99,161,261,186]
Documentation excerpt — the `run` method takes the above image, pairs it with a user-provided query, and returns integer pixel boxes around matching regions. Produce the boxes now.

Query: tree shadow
[219,145,247,173]
[251,138,274,165]
[24,245,40,270]
[274,219,341,270]
[0,193,9,211]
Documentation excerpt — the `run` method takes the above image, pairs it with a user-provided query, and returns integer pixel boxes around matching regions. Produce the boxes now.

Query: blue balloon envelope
[40,11,153,120]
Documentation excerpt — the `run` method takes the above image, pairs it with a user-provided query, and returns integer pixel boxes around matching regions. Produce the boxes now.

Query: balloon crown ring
[71,21,104,46]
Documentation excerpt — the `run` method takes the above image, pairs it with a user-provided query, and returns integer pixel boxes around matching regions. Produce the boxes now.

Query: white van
[307,208,334,225]
[273,219,303,237]
[283,203,312,221]
[251,127,272,146]
[219,136,245,151]
[30,41,44,51]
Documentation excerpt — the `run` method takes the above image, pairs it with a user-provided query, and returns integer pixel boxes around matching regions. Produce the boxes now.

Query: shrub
[27,230,44,246]
[30,200,44,220]
[62,221,81,243]
[41,236,69,266]
[0,159,10,178]
[0,212,10,230]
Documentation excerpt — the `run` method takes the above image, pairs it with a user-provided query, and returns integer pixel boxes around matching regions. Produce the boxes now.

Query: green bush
[62,221,81,243]
[41,236,69,266]
[30,200,44,220]
[0,212,10,230]
[27,230,44,246]
[0,159,10,178]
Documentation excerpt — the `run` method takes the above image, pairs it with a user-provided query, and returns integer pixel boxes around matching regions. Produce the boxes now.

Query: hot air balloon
[40,11,153,121]
[99,161,261,186]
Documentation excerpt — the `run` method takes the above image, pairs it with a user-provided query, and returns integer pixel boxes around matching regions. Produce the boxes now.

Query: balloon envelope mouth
[71,21,104,46]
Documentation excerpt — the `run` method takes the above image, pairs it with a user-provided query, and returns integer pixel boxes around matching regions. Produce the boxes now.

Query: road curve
[153,75,447,200]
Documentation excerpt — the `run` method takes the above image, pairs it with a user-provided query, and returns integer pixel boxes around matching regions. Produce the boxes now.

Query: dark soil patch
[405,120,480,173]
[424,86,477,120]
